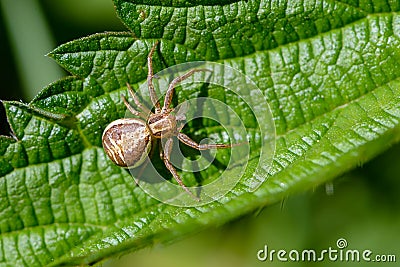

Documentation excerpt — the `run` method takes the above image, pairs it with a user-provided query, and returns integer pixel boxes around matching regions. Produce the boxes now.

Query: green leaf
[1,0,400,266]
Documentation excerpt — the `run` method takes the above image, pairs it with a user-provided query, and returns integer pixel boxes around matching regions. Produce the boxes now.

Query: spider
[102,42,236,199]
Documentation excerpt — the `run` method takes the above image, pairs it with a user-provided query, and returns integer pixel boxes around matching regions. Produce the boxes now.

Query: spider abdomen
[102,118,152,168]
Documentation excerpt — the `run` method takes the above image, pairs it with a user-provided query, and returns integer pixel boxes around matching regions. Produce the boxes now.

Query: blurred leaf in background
[106,142,400,267]
[0,0,125,102]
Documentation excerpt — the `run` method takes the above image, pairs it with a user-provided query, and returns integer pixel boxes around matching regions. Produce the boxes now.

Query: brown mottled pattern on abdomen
[102,119,151,168]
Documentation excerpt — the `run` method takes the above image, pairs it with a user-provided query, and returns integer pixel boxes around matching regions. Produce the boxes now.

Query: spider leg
[178,132,238,150]
[162,68,212,113]
[121,94,147,119]
[126,82,152,116]
[147,41,161,113]
[161,137,200,201]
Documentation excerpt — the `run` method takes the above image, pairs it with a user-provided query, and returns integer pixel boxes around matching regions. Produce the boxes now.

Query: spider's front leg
[160,138,200,201]
[147,41,161,113]
[162,68,212,113]
[178,132,234,150]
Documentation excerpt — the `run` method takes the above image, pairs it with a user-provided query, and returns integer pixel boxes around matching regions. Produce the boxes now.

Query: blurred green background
[1,1,399,266]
